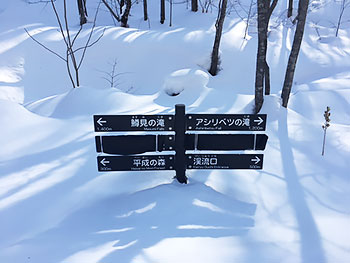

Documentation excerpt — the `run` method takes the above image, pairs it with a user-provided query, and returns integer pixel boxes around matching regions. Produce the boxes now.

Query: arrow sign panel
[97,155,175,172]
[93,115,174,132]
[186,114,267,131]
[186,154,264,170]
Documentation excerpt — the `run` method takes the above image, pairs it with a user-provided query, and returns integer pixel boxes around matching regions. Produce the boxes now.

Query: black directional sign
[94,115,174,132]
[185,134,268,151]
[93,105,268,183]
[96,134,268,154]
[186,114,267,131]
[97,155,175,172]
[95,135,156,155]
[95,135,177,154]
[187,154,264,170]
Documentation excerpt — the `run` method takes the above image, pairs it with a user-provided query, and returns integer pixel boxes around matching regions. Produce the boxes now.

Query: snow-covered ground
[0,0,349,262]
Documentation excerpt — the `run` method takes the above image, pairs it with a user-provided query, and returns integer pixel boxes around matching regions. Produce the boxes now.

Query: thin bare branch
[63,0,79,74]
[267,0,278,21]
[72,25,83,47]
[24,28,67,61]
[77,2,103,69]
[74,28,105,54]
[66,49,76,88]
[101,76,113,85]
[50,0,69,48]
[63,0,72,47]
[102,0,121,22]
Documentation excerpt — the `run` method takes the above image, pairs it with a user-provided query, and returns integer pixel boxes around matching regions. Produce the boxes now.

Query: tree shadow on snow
[278,110,327,263]
[0,133,96,248]
[17,180,257,263]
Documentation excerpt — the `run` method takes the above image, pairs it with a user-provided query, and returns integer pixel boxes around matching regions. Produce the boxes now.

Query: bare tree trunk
[77,0,88,25]
[288,0,293,17]
[255,0,269,113]
[143,0,148,21]
[281,0,309,107]
[121,0,131,27]
[255,0,278,112]
[120,0,125,14]
[209,0,227,76]
[192,0,198,12]
[160,0,165,24]
[264,61,270,95]
[264,0,277,96]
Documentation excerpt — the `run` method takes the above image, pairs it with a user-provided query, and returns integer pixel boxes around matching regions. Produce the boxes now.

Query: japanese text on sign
[194,117,250,128]
[193,156,218,166]
[130,156,174,170]
[131,118,166,129]
[133,158,167,168]
[188,155,229,169]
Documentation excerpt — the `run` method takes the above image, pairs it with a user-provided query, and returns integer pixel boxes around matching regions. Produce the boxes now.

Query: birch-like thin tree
[26,0,104,88]
[335,0,349,37]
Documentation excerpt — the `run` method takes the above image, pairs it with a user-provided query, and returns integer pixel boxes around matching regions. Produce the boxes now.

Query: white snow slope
[0,0,349,262]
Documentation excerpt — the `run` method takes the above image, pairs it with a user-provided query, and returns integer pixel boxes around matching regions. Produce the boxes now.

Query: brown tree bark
[121,0,131,27]
[143,0,148,21]
[77,0,87,25]
[191,0,198,12]
[288,0,293,17]
[281,0,310,107]
[208,0,227,76]
[120,0,125,14]
[254,0,278,113]
[160,0,165,24]
[255,0,269,113]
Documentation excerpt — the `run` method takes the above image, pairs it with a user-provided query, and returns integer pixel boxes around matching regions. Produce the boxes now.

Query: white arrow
[251,156,261,164]
[97,117,107,126]
[254,117,264,126]
[100,158,110,166]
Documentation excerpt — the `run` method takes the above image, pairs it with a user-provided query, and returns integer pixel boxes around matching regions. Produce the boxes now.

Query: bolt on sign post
[93,104,268,184]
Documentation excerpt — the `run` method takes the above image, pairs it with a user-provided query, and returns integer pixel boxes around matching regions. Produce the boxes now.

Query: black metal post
[175,104,187,184]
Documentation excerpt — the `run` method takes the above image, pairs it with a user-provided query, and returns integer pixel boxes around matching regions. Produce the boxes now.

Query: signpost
[93,104,268,184]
